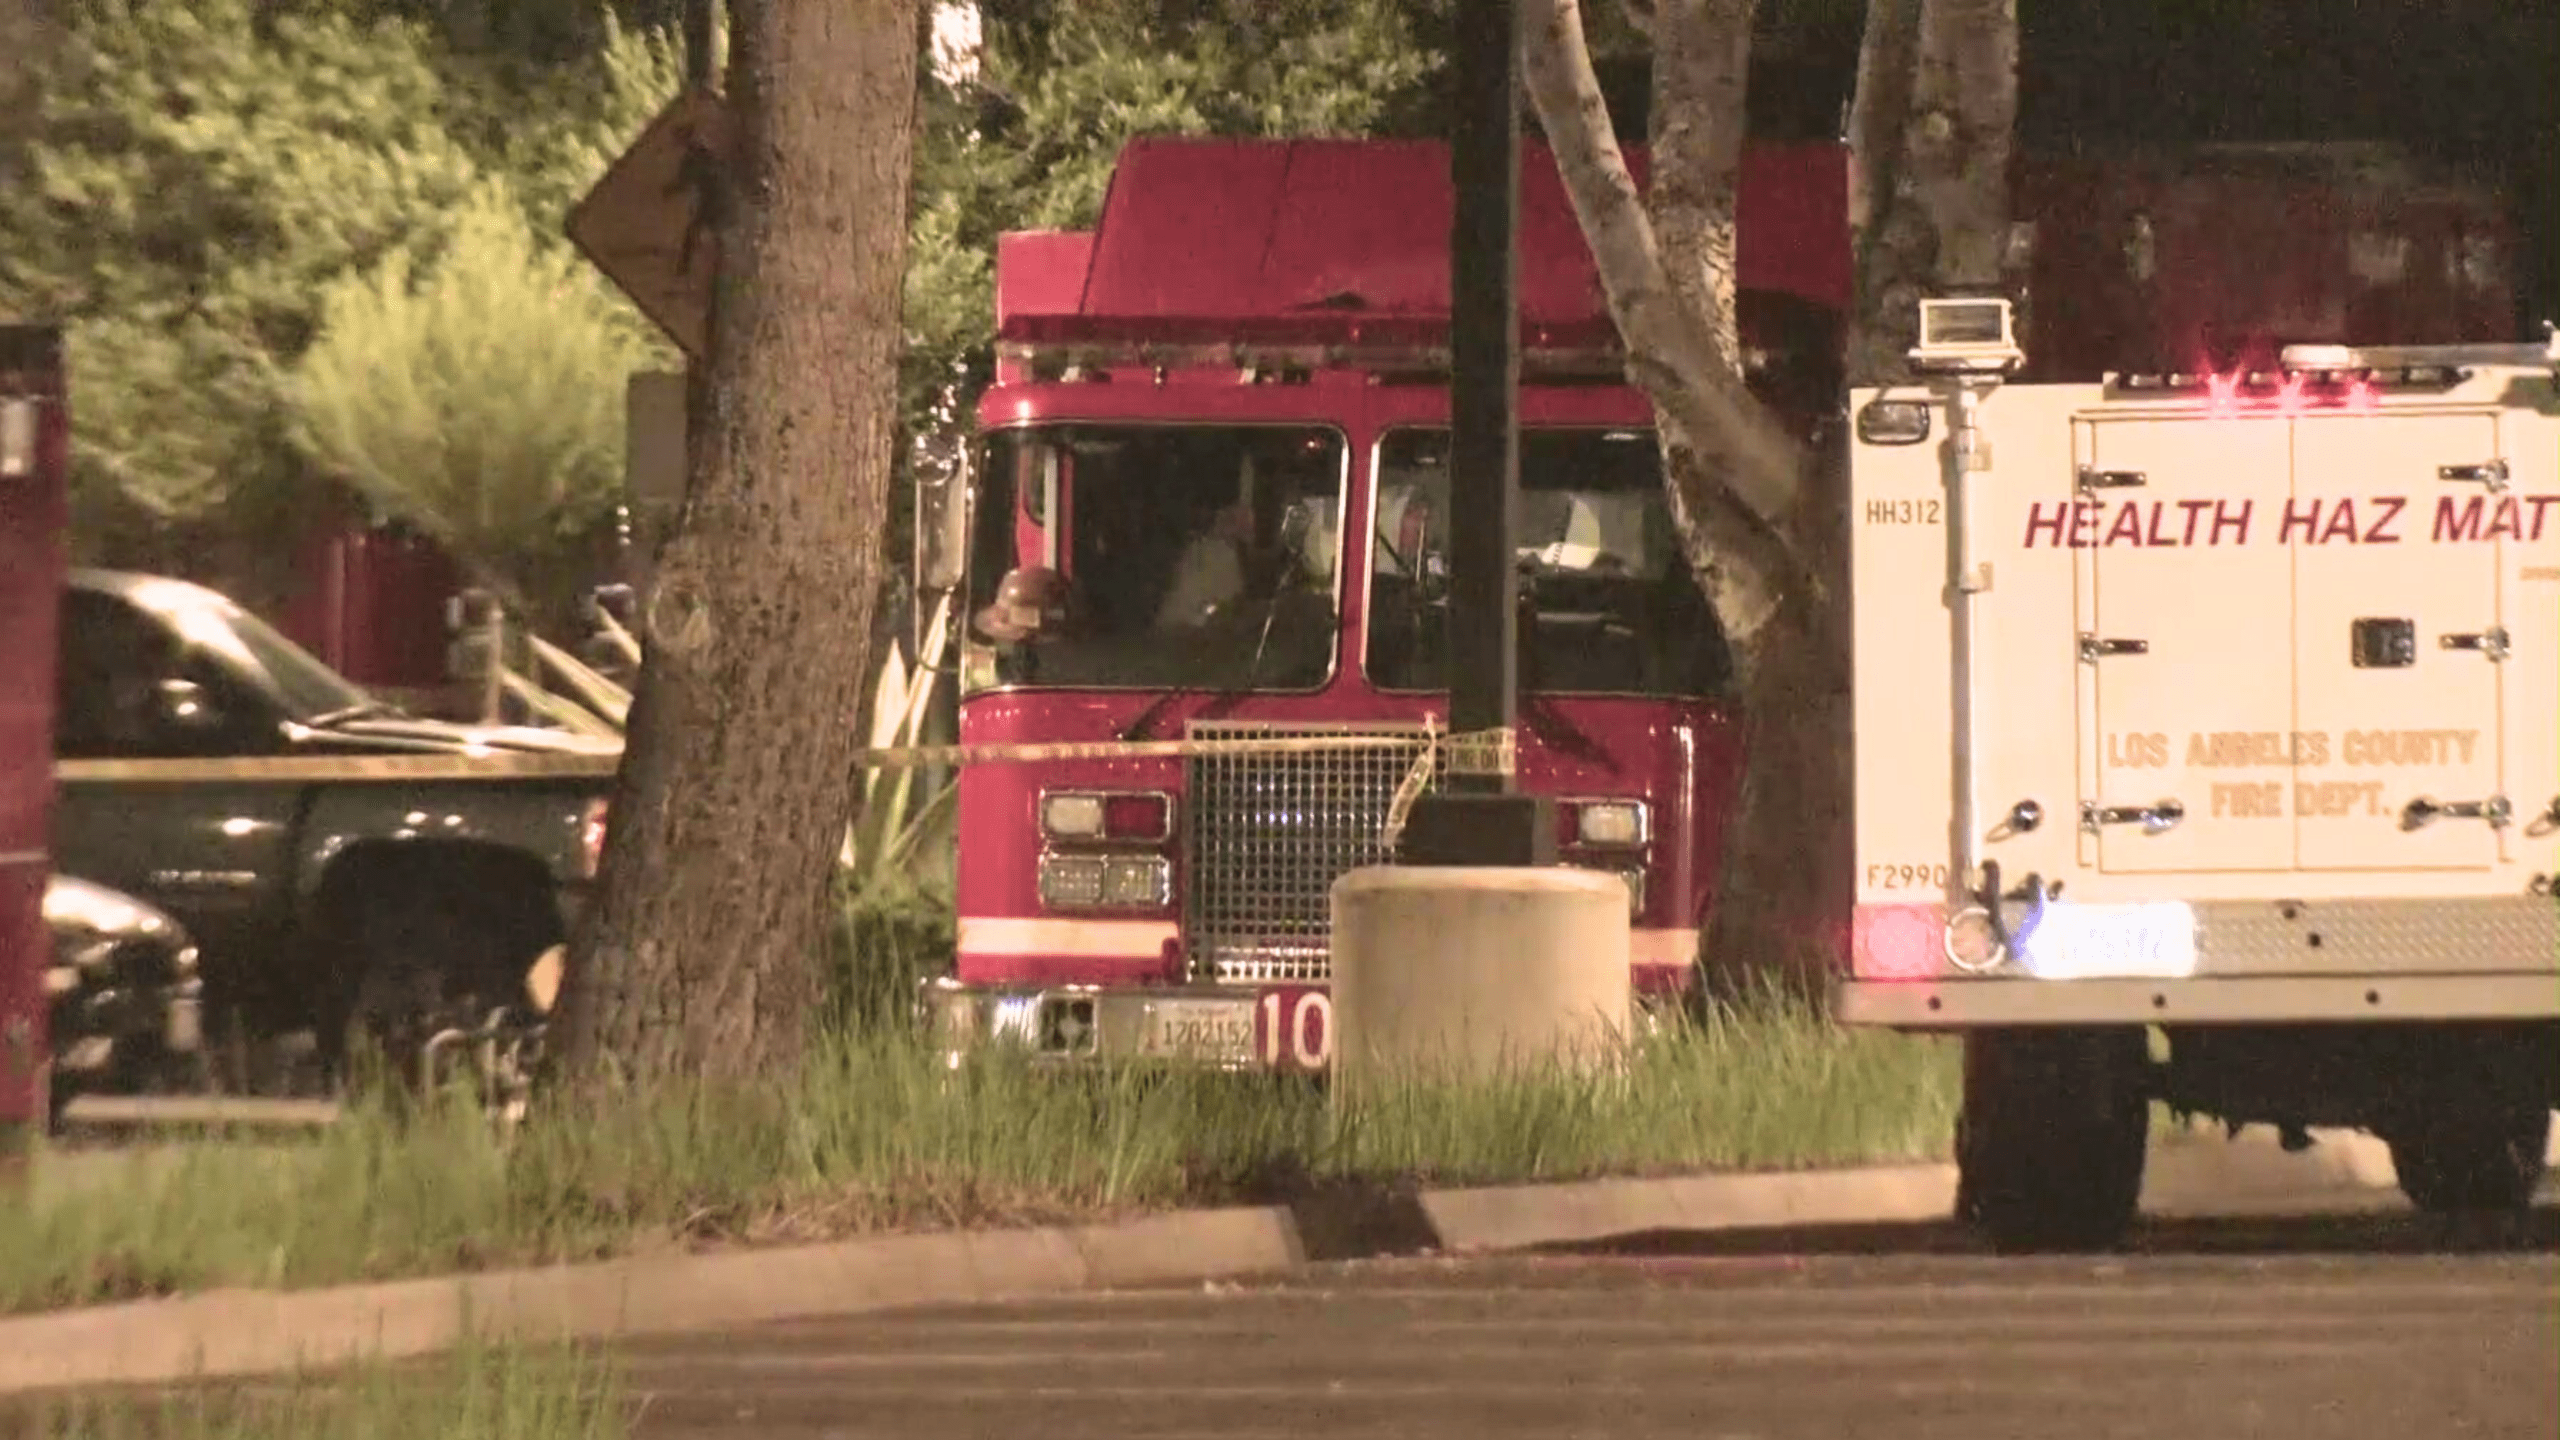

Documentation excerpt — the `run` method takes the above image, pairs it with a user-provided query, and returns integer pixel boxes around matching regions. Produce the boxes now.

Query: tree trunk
[1524,0,2016,997]
[1848,0,2019,385]
[1520,0,1808,651]
[554,0,920,1085]
[1645,0,1756,376]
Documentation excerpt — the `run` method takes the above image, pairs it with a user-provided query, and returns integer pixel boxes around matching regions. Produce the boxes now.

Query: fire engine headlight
[1572,800,1648,849]
[1103,856,1171,908]
[1038,852,1170,911]
[1040,792,1107,839]
[1039,854,1106,907]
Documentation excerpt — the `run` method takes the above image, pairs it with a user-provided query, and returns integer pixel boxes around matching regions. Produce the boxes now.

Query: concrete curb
[0,1205,1305,1396]
[3,1117,2544,1397]
[1422,1163,1957,1253]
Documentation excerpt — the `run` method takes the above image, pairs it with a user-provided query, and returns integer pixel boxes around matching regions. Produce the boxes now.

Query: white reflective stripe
[55,754,619,785]
[960,919,1695,968]
[959,916,1180,958]
[0,849,46,869]
[1629,927,1699,968]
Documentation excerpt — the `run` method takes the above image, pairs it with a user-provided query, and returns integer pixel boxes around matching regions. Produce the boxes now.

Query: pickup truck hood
[326,717,626,758]
[44,873,187,942]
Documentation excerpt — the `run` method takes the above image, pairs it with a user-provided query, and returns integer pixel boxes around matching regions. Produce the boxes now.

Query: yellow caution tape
[55,753,623,785]
[52,721,1515,843]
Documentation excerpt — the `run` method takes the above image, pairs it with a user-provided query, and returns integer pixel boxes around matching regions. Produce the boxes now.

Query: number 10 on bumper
[1258,988,1331,1070]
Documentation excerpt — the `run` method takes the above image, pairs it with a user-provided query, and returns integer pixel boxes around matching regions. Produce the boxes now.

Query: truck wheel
[323,885,551,1096]
[2382,1103,2549,1216]
[1955,1026,2152,1254]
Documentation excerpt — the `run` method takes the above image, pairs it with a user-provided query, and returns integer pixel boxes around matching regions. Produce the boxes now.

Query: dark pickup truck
[48,568,619,1082]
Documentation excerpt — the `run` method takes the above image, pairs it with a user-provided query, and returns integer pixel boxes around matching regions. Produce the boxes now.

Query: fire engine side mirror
[1856,398,1932,447]
[911,439,973,667]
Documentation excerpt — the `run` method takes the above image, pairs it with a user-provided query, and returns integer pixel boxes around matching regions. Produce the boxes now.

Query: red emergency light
[2108,362,2461,412]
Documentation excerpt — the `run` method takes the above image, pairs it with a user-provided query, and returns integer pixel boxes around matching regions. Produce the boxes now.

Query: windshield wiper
[1120,590,1340,744]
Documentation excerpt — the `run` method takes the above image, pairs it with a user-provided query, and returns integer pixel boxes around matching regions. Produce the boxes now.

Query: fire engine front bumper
[923,975,1688,1070]
[922,978,1328,1070]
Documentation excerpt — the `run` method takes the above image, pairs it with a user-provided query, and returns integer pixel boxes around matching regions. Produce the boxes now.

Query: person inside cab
[1155,485,1256,630]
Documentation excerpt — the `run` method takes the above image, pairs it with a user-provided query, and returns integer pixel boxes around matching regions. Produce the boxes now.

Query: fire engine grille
[1182,721,1432,984]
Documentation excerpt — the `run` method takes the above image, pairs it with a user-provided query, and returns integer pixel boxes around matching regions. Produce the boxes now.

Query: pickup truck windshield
[118,576,375,722]
[1365,427,1734,699]
[964,425,1346,694]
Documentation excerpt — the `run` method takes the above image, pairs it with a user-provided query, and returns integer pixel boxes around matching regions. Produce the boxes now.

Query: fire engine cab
[1847,300,2560,1249]
[914,136,1852,1070]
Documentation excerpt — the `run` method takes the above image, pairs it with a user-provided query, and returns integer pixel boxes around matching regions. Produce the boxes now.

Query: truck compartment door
[2290,412,2505,871]
[2079,416,2295,874]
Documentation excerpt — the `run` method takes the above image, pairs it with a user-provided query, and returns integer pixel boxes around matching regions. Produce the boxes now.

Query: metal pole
[1394,0,1554,867]
[1447,0,1521,796]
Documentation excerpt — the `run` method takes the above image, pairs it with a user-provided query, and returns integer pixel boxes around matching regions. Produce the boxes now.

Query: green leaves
[289,182,658,602]
[3,0,486,535]
[4,0,1448,588]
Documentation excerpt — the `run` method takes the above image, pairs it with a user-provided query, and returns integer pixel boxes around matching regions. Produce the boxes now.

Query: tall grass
[0,982,1958,1316]
[9,1336,625,1439]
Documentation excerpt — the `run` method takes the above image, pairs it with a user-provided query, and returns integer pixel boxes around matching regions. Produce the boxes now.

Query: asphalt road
[618,1210,2559,1440]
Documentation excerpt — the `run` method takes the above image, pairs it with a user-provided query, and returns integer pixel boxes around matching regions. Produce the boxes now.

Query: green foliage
[288,181,657,602]
[5,0,1451,593]
[21,1335,627,1439]
[0,0,490,536]
[445,16,687,236]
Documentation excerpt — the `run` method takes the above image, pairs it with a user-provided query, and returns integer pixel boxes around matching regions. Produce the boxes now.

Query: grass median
[0,983,1958,1315]
[9,1336,625,1439]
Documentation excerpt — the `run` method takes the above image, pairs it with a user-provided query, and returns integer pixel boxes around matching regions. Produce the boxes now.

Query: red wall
[0,326,68,1141]
[278,513,466,691]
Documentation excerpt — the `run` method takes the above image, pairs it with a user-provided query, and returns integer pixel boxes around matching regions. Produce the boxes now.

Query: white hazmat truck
[1845,299,2559,1250]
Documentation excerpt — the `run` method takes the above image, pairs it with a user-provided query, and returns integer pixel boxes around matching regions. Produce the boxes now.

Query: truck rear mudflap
[1846,336,2560,1028]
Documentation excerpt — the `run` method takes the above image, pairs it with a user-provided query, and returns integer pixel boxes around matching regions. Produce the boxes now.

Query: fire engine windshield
[1366,427,1733,698]
[964,424,1347,692]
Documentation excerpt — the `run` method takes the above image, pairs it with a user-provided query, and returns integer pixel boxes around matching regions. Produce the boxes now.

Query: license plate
[2016,901,2199,980]
[1136,999,1256,1063]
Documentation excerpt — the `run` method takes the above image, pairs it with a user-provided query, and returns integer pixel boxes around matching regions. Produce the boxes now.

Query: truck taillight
[1851,904,1945,981]
[578,797,610,878]
[1039,790,1171,843]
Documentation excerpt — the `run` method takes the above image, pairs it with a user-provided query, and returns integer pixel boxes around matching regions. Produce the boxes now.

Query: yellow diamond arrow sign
[567,89,738,361]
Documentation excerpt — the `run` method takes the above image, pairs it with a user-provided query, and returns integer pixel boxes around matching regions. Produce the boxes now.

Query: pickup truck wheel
[2381,1102,2549,1216]
[323,885,553,1095]
[1954,1027,2152,1254]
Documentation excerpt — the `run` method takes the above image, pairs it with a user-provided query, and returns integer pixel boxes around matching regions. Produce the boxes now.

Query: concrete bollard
[1329,866,1632,1090]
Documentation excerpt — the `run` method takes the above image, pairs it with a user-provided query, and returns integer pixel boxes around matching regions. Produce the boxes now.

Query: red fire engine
[917,137,1855,1068]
